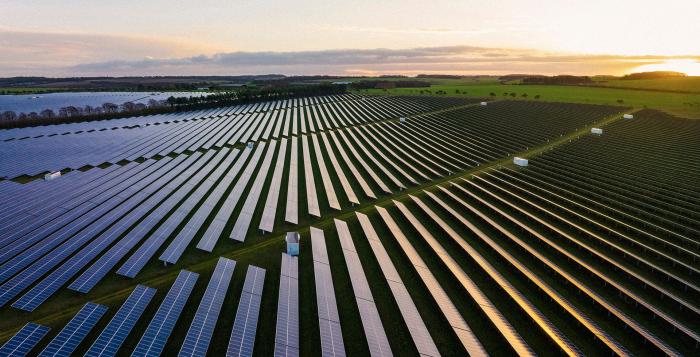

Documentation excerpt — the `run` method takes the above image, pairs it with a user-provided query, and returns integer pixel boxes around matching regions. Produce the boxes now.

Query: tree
[534,95,541,99]
[489,92,496,97]
[147,99,161,108]
[59,106,81,117]
[83,105,95,115]
[40,109,55,118]
[521,93,528,98]
[1,111,17,121]
[121,101,138,112]
[510,92,517,97]
[102,102,119,113]
[617,99,624,104]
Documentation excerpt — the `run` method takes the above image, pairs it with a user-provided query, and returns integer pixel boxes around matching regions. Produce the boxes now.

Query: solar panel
[118,149,245,278]
[284,137,299,224]
[310,228,346,357]
[319,132,360,204]
[310,134,340,210]
[179,258,236,357]
[259,138,288,233]
[84,285,156,357]
[226,266,265,357]
[230,140,278,241]
[356,212,439,357]
[132,270,199,357]
[196,143,266,252]
[333,219,392,357]
[39,302,108,357]
[374,206,486,356]
[392,200,533,356]
[0,323,50,357]
[274,254,299,357]
[333,130,391,194]
[301,136,320,217]
[9,156,191,311]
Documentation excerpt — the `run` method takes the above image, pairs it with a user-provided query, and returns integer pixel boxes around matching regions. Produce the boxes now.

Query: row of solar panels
[0,259,266,357]
[0,94,359,142]
[0,94,437,179]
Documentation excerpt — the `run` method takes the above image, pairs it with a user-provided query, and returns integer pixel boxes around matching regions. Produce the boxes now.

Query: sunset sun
[633,59,700,76]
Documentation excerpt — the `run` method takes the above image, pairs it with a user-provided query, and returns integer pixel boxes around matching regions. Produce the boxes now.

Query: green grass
[0,88,70,94]
[591,77,700,93]
[354,78,700,118]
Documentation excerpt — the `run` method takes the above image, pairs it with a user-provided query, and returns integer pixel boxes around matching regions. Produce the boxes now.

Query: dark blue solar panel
[84,285,156,357]
[226,266,265,357]
[131,270,199,357]
[39,302,108,357]
[13,155,194,312]
[179,258,236,357]
[0,323,50,357]
[274,254,299,357]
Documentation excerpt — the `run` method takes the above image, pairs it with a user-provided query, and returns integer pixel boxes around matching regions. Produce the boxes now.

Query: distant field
[0,88,69,95]
[357,78,700,118]
[592,77,700,93]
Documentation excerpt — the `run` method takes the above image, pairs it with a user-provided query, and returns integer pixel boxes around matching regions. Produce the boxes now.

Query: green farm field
[355,77,700,118]
[591,76,700,93]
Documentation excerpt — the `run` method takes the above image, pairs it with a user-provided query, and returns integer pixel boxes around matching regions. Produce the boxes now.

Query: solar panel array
[0,323,50,357]
[374,207,486,356]
[391,200,533,356]
[1,94,464,179]
[85,285,156,357]
[227,265,266,357]
[274,254,299,357]
[310,227,346,357]
[355,212,440,357]
[333,219,392,357]
[132,270,199,357]
[2,94,673,356]
[179,257,236,357]
[39,302,108,357]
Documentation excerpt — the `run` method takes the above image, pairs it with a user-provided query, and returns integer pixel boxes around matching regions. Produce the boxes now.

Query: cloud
[66,47,700,76]
[1,32,698,77]
[0,28,224,76]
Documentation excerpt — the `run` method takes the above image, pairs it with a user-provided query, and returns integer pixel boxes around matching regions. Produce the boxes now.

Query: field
[591,77,700,93]
[356,77,700,119]
[0,93,698,356]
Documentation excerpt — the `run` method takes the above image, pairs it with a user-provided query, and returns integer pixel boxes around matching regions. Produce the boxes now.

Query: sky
[1,0,699,77]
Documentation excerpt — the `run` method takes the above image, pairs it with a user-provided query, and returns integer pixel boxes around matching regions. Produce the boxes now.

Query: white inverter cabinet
[513,157,529,167]
[44,171,61,181]
[591,127,603,135]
